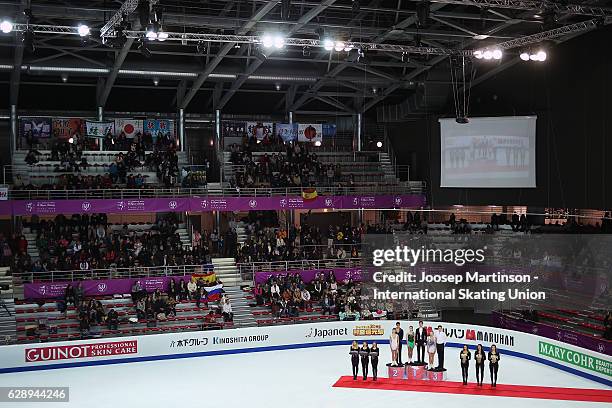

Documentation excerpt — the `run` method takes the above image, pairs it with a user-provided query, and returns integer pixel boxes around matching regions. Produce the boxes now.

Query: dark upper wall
[388,24,612,210]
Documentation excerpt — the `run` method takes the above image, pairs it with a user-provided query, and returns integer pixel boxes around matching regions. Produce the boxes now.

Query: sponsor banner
[52,118,84,139]
[246,121,273,140]
[0,320,609,385]
[144,119,174,138]
[297,123,323,143]
[493,312,611,356]
[6,195,425,216]
[20,117,52,139]
[25,341,137,363]
[254,267,364,285]
[275,123,298,142]
[115,119,144,138]
[85,120,115,138]
[23,275,202,299]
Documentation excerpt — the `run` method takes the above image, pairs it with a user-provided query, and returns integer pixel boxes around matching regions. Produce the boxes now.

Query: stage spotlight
[372,87,377,95]
[492,49,502,60]
[275,83,281,91]
[314,140,322,147]
[145,24,157,40]
[77,24,90,37]
[343,44,353,52]
[536,50,547,61]
[302,46,311,56]
[520,52,530,61]
[274,35,285,49]
[529,53,538,61]
[473,50,483,59]
[68,137,74,144]
[376,141,382,148]
[323,39,334,51]
[334,41,345,52]
[61,74,68,83]
[153,77,159,86]
[139,40,151,58]
[157,30,168,41]
[262,35,273,48]
[401,52,408,62]
[483,50,493,60]
[23,29,35,53]
[0,20,13,34]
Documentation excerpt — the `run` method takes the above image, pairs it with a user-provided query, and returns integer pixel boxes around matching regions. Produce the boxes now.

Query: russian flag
[204,284,223,301]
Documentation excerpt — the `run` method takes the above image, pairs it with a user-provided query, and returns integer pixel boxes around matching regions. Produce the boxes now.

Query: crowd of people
[18,135,182,190]
[6,213,210,280]
[253,271,361,319]
[228,142,346,188]
[236,216,361,264]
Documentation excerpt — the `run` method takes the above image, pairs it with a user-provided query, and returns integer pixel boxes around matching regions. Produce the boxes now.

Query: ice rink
[1,343,610,408]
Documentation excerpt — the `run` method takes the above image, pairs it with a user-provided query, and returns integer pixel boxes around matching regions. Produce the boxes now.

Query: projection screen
[439,116,537,188]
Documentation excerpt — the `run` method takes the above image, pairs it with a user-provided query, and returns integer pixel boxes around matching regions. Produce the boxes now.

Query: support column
[288,111,293,124]
[10,105,17,156]
[356,113,362,152]
[178,108,185,152]
[215,109,222,183]
[97,106,104,151]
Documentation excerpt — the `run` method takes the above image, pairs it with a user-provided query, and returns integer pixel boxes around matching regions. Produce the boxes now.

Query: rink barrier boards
[0,321,610,387]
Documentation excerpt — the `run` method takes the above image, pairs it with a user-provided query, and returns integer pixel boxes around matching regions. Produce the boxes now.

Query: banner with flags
[52,118,84,139]
[301,188,318,200]
[20,117,52,139]
[191,272,217,284]
[204,283,223,301]
[115,119,144,138]
[322,124,337,137]
[275,123,298,142]
[297,123,323,143]
[85,120,114,138]
[222,121,247,138]
[246,121,273,140]
[144,119,174,138]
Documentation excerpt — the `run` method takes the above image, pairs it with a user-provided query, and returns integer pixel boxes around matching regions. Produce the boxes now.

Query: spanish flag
[301,188,318,200]
[191,272,217,284]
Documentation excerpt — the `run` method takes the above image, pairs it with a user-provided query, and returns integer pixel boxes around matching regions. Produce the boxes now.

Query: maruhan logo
[305,327,348,339]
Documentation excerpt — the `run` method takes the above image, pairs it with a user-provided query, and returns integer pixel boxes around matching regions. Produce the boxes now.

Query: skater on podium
[415,320,427,364]
[435,325,447,370]
[395,322,405,365]
[390,328,400,366]
[406,325,415,364]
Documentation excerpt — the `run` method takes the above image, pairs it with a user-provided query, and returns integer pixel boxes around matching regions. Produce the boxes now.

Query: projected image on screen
[439,116,537,188]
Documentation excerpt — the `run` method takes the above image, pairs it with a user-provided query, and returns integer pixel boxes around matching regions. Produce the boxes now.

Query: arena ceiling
[0,0,611,115]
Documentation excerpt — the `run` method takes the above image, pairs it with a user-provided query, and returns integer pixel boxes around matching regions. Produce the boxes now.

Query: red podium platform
[387,365,405,379]
[406,364,427,380]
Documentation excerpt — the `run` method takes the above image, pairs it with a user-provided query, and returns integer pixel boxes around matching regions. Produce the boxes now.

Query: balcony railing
[8,183,425,200]
[236,257,363,282]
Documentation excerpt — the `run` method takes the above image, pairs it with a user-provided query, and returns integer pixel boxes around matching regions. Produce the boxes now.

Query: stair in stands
[222,286,258,328]
[379,152,400,182]
[212,257,247,287]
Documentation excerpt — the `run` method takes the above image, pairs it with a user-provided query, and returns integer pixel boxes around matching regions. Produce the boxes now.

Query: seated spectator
[107,308,118,330]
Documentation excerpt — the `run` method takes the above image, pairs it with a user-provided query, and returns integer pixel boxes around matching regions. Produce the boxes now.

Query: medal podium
[386,363,447,382]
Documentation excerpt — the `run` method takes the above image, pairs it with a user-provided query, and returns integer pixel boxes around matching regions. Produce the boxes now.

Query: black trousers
[461,363,469,383]
[490,363,499,384]
[476,363,484,384]
[397,343,403,364]
[352,360,359,379]
[417,342,425,362]
[361,359,369,379]
[371,358,378,379]
[436,344,445,369]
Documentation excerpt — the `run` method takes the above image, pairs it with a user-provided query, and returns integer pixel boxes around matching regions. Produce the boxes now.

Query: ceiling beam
[216,0,339,110]
[179,0,281,110]
[97,26,139,107]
